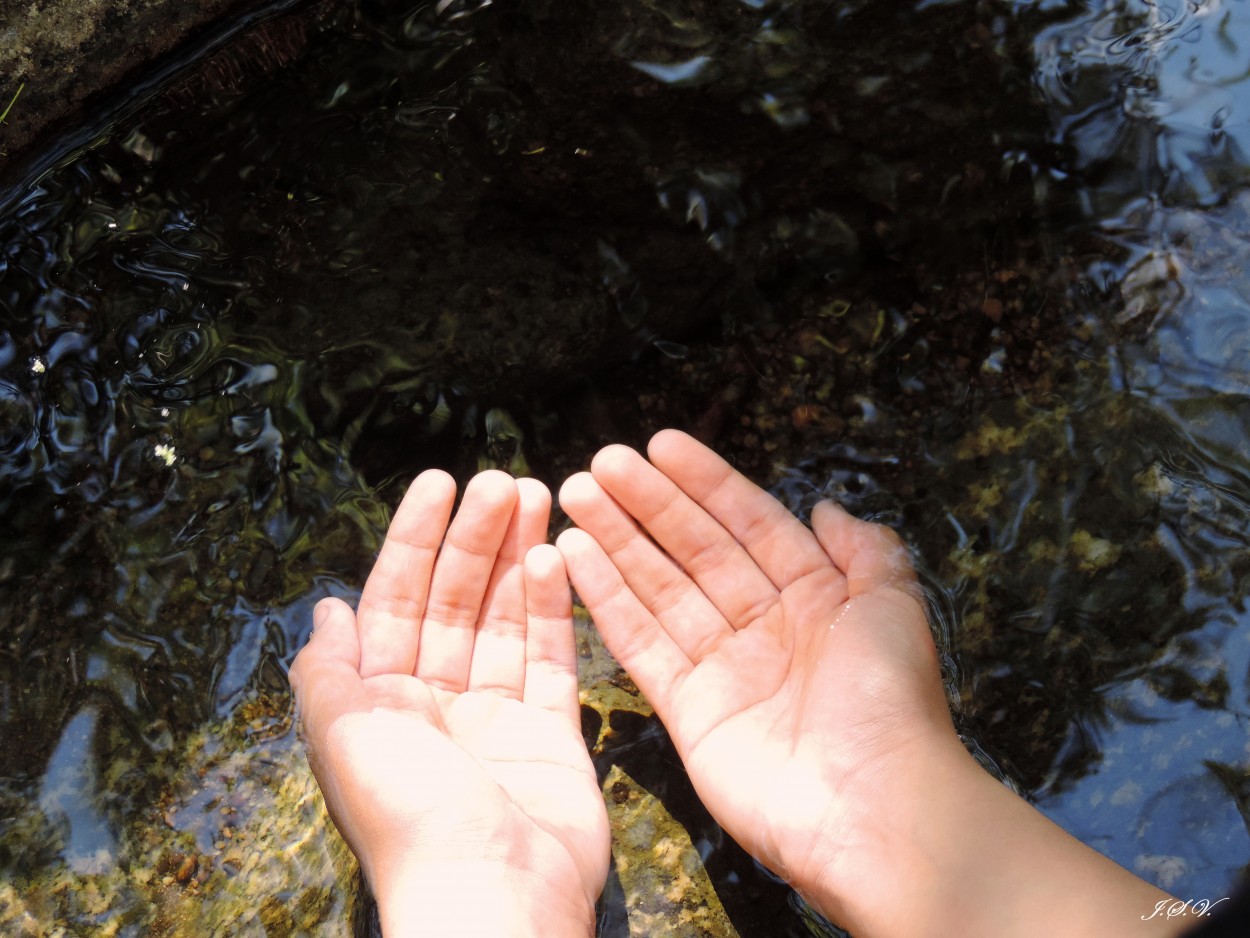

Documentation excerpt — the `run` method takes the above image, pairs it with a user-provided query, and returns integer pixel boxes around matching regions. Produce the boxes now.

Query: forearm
[795,738,1186,938]
[374,859,596,938]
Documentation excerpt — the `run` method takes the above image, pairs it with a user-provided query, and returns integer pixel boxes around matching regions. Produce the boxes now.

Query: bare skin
[288,471,608,938]
[291,431,1188,938]
[557,429,1185,938]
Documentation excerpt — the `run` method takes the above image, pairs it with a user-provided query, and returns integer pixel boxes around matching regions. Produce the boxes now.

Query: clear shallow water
[1019,0,1250,897]
[0,0,1248,932]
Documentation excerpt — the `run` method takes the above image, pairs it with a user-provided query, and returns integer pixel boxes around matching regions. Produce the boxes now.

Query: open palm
[289,471,609,932]
[557,431,956,900]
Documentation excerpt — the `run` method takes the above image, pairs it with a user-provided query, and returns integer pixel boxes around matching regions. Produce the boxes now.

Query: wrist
[780,731,973,932]
[792,735,1184,938]
[374,857,596,938]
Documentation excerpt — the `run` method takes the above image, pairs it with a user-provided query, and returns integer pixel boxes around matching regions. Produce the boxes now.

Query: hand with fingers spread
[289,471,608,938]
[556,430,950,928]
[558,430,1181,938]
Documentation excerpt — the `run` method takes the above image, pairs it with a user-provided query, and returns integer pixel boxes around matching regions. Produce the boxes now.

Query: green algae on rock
[603,765,741,938]
[576,608,654,752]
[0,694,357,937]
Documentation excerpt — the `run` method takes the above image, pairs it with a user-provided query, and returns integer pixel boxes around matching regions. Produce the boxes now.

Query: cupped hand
[557,430,960,922]
[289,470,609,936]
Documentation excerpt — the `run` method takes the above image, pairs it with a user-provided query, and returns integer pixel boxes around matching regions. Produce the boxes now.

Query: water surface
[1,0,1248,932]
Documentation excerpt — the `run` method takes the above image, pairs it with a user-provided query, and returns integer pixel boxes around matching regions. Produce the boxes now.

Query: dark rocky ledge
[0,0,295,177]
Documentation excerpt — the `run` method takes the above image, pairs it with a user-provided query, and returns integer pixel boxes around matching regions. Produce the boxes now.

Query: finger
[289,598,364,746]
[811,500,918,597]
[556,527,693,711]
[467,478,552,698]
[521,544,580,724]
[559,471,732,660]
[645,429,834,591]
[416,470,519,692]
[588,445,781,631]
[356,470,457,678]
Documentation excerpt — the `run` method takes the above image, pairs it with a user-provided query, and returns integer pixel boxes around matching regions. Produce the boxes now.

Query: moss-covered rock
[603,765,740,938]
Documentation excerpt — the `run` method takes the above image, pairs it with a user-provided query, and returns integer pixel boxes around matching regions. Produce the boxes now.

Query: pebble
[175,856,197,884]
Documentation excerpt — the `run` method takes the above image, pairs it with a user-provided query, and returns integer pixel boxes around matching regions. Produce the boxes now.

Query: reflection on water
[1,0,1249,931]
[38,707,116,876]
[1021,0,1250,898]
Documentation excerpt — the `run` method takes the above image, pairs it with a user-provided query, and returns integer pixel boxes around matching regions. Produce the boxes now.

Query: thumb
[289,597,364,745]
[810,501,917,598]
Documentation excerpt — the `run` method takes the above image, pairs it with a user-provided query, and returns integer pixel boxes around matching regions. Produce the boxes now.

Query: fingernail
[312,600,332,632]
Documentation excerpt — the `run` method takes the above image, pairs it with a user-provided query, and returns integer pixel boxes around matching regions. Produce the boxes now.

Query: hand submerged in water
[291,432,1183,938]
[288,471,608,938]
[558,430,1181,938]
[557,429,956,929]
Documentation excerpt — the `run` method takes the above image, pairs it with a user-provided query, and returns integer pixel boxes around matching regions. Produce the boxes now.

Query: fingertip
[292,597,359,692]
[515,476,552,523]
[409,467,457,497]
[810,498,849,526]
[555,525,591,556]
[589,443,643,481]
[558,471,599,513]
[514,475,552,528]
[645,428,729,488]
[516,475,552,505]
[312,597,336,632]
[521,544,579,718]
[525,544,573,624]
[311,596,355,635]
[646,427,695,460]
[812,501,915,593]
[464,467,521,509]
[525,542,565,578]
[394,469,458,527]
[555,526,608,572]
[467,466,519,490]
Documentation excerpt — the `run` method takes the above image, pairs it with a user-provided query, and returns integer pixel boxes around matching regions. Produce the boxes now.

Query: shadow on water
[1,0,1248,932]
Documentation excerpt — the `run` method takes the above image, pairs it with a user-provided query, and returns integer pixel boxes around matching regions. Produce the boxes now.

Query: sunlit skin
[288,471,608,938]
[291,430,1187,938]
[557,432,956,918]
[558,430,1185,938]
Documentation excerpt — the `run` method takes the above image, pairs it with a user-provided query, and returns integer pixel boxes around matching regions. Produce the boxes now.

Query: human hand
[289,471,609,938]
[558,430,1182,938]
[557,431,974,923]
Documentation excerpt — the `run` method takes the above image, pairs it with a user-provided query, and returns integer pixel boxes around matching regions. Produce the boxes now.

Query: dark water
[1,0,1248,932]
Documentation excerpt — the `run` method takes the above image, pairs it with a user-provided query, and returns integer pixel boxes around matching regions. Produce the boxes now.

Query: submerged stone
[0,695,357,936]
[603,765,741,938]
